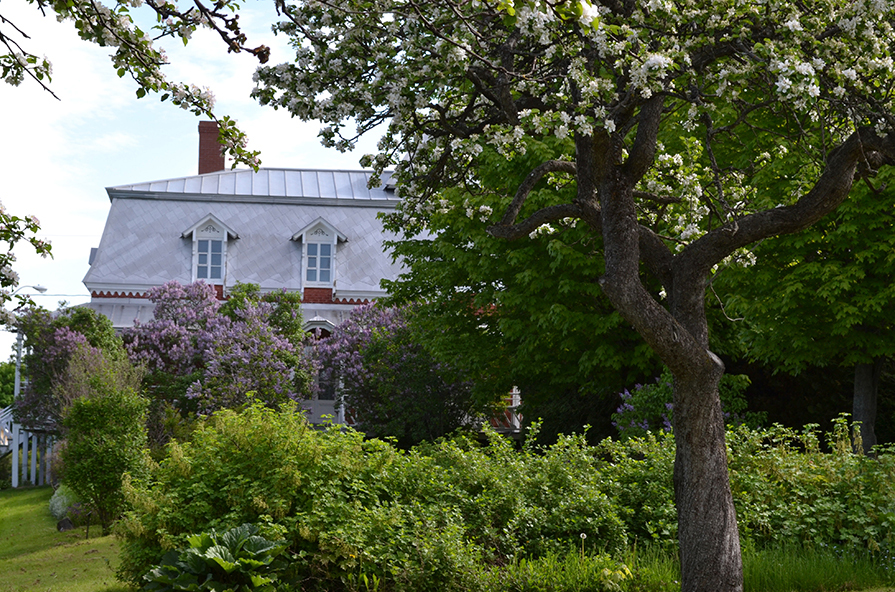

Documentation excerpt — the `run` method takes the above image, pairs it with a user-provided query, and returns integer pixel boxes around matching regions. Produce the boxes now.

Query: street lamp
[12,285,48,399]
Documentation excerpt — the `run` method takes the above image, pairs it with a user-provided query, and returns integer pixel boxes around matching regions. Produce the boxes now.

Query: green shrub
[597,416,895,552]
[61,380,149,536]
[596,432,678,546]
[143,523,289,592]
[118,404,626,591]
[728,416,895,550]
[118,403,401,588]
[120,403,895,591]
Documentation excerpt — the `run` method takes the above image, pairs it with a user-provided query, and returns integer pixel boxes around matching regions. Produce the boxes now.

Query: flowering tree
[316,303,481,447]
[250,1,895,589]
[1,0,265,166]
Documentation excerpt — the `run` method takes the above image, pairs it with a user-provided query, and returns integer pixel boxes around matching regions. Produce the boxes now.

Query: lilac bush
[123,281,219,378]
[315,303,479,447]
[124,281,312,417]
[187,303,313,414]
[612,369,763,440]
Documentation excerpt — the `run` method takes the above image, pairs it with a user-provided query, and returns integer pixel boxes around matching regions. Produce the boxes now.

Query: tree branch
[682,128,895,274]
[623,95,664,184]
[488,203,584,240]
[497,159,577,226]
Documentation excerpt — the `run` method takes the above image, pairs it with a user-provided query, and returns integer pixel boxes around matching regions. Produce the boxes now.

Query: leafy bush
[61,361,149,536]
[597,432,678,547]
[728,416,895,550]
[143,523,289,592]
[315,303,484,447]
[124,281,312,421]
[117,404,626,591]
[597,415,895,553]
[119,403,895,591]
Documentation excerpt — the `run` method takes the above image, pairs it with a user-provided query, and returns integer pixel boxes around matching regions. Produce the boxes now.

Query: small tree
[59,345,148,536]
[14,307,122,431]
[316,304,482,447]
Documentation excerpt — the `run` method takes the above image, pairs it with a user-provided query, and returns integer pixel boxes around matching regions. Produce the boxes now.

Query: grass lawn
[0,487,131,592]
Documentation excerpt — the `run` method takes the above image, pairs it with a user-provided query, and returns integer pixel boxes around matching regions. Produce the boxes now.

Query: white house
[81,122,405,423]
[82,122,404,338]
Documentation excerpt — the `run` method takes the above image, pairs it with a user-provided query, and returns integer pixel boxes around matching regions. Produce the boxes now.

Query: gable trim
[290,217,348,243]
[181,213,240,240]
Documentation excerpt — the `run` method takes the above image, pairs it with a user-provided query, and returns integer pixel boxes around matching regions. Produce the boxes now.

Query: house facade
[82,123,404,423]
[83,123,403,338]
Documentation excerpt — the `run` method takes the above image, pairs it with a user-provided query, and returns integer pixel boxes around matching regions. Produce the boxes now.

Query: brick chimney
[198,121,226,174]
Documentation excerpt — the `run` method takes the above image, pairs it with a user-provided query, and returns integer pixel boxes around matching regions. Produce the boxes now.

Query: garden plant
[117,403,895,592]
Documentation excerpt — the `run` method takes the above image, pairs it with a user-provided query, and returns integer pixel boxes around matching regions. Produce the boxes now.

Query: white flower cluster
[770,57,822,110]
[529,223,556,239]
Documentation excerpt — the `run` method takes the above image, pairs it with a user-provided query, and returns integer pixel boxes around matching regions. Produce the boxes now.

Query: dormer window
[182,214,239,285]
[292,218,347,289]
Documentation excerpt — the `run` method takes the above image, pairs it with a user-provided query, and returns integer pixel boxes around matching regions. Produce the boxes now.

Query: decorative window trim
[291,218,347,289]
[182,214,239,285]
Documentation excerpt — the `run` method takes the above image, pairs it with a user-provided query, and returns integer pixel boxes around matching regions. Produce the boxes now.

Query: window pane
[320,270,330,282]
[211,267,222,279]
[211,240,222,253]
[321,244,331,256]
[307,244,318,256]
[308,257,317,268]
[211,254,222,266]
[198,239,208,252]
[321,257,331,269]
[197,267,208,279]
[199,254,207,265]
[307,269,317,282]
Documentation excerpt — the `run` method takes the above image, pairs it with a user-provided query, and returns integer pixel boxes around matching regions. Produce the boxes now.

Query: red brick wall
[302,287,334,303]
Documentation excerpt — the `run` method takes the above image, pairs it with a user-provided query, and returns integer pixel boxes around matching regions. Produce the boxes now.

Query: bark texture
[674,363,742,592]
[853,358,883,454]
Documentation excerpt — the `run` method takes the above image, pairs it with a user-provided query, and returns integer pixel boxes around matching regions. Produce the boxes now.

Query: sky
[0,0,381,357]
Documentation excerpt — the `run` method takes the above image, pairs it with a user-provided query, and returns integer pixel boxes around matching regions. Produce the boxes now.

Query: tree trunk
[853,358,883,454]
[673,357,743,592]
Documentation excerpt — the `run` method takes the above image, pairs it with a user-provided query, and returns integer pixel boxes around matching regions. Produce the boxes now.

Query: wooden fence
[0,407,54,488]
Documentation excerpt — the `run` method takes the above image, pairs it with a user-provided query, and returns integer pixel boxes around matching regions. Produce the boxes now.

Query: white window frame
[196,236,225,281]
[182,215,238,285]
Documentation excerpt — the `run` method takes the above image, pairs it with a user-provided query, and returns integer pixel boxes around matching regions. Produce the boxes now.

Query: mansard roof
[84,168,403,298]
[107,168,398,206]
